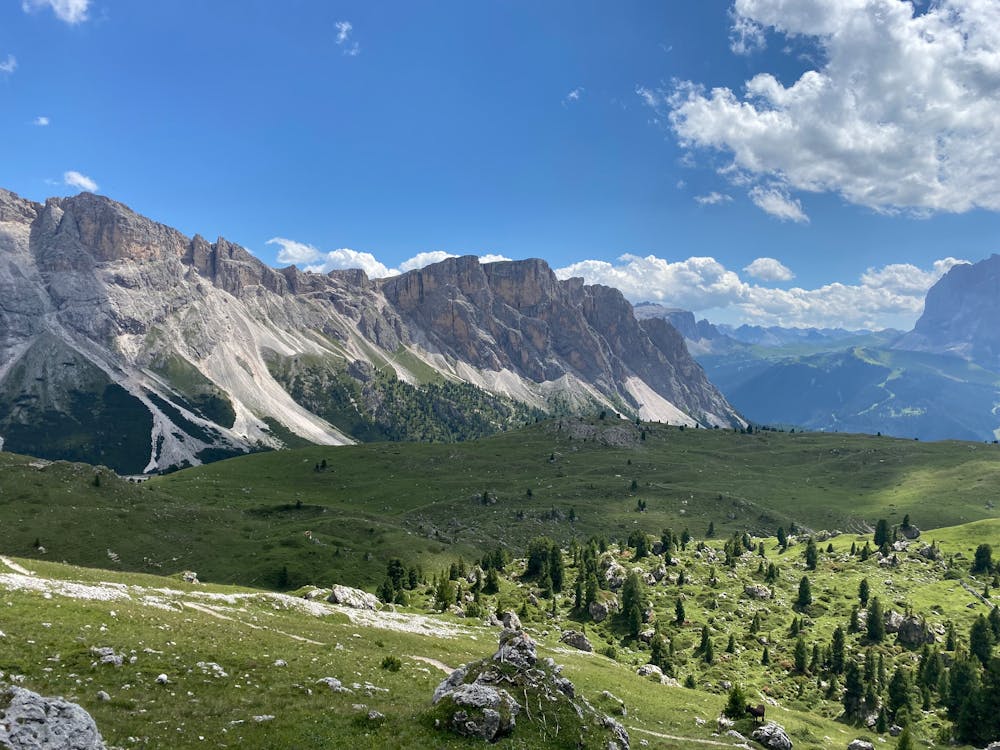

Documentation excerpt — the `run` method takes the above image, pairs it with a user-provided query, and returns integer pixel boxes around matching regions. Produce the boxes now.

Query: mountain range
[639,257,1000,442]
[0,188,739,473]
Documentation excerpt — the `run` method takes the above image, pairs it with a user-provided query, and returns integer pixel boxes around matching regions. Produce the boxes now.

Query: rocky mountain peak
[895,256,997,368]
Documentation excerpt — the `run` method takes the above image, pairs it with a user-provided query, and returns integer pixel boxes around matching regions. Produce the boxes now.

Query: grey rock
[751,721,793,750]
[601,715,630,750]
[559,630,593,652]
[604,563,627,590]
[493,630,536,670]
[847,740,875,750]
[327,585,380,611]
[884,610,905,634]
[0,685,106,749]
[95,691,110,702]
[438,683,518,741]
[896,615,935,647]
[588,598,619,623]
[636,664,665,682]
[0,189,740,474]
[432,666,469,704]
[500,611,521,630]
[744,584,772,600]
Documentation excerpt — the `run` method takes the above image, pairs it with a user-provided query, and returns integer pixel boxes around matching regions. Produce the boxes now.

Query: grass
[2,418,999,591]
[1,512,994,748]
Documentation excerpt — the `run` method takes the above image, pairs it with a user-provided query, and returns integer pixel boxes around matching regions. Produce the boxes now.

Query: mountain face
[0,188,740,473]
[895,256,998,368]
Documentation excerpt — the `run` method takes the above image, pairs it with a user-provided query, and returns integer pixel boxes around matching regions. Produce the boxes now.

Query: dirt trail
[408,655,453,674]
[629,727,735,747]
[182,601,326,646]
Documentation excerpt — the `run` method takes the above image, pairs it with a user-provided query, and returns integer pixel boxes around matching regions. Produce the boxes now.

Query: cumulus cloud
[0,55,16,74]
[667,0,1000,216]
[398,251,457,272]
[749,186,808,223]
[556,253,967,329]
[306,248,394,278]
[63,170,97,192]
[21,0,90,24]
[267,239,511,278]
[729,12,766,55]
[335,21,360,56]
[563,87,584,105]
[267,237,321,266]
[33,116,50,126]
[744,257,794,282]
[694,192,733,206]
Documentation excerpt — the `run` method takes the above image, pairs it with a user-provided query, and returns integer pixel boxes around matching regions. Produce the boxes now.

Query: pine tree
[549,543,564,593]
[573,576,583,610]
[859,578,870,607]
[874,519,891,546]
[843,660,864,721]
[674,597,685,625]
[761,646,770,665]
[726,633,736,653]
[797,576,813,608]
[969,614,995,666]
[867,597,886,643]
[888,666,912,720]
[777,526,787,549]
[805,537,818,570]
[831,626,846,674]
[794,637,808,672]
[724,684,748,719]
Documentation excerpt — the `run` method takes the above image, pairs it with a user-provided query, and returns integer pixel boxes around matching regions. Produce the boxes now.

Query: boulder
[744,584,772,600]
[900,524,920,540]
[601,715,630,750]
[328,584,380,611]
[435,683,519,741]
[638,628,656,645]
[604,563,627,590]
[884,610,905,634]
[559,630,593,652]
[847,741,875,750]
[636,664,665,682]
[896,616,935,647]
[0,685,106,750]
[751,721,793,750]
[493,629,536,670]
[500,611,522,630]
[589,599,619,623]
[917,544,941,560]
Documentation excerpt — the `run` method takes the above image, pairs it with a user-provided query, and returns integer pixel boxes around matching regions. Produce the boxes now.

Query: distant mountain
[646,293,1000,441]
[714,346,1000,441]
[895,256,996,368]
[0,189,740,473]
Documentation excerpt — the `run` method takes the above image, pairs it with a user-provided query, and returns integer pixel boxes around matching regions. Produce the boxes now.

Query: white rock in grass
[155,674,169,685]
[0,685,106,749]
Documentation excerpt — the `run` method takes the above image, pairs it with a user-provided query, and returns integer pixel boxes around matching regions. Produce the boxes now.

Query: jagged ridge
[0,188,741,472]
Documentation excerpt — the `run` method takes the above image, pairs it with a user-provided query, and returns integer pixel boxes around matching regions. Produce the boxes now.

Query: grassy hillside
[2,419,999,590]
[1,515,996,748]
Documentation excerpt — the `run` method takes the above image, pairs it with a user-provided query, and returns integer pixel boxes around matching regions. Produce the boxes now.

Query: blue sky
[3,0,999,329]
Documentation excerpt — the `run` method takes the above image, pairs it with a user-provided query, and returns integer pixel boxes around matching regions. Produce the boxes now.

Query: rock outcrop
[0,685,106,750]
[0,188,741,473]
[430,630,629,748]
[896,256,1000,368]
[327,585,380,611]
[752,721,793,750]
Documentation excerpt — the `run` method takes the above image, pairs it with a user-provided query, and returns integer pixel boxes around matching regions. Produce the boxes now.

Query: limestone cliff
[0,188,741,472]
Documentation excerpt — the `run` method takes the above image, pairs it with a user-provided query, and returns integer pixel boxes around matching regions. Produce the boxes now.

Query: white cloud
[63,170,97,192]
[556,253,967,329]
[479,253,512,264]
[21,0,90,24]
[694,191,732,206]
[335,21,360,56]
[748,186,808,223]
[729,11,766,55]
[308,249,395,278]
[267,237,321,266]
[563,87,584,105]
[398,251,457,272]
[0,55,16,74]
[33,116,50,126]
[635,85,660,109]
[668,0,1000,216]
[744,257,794,282]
